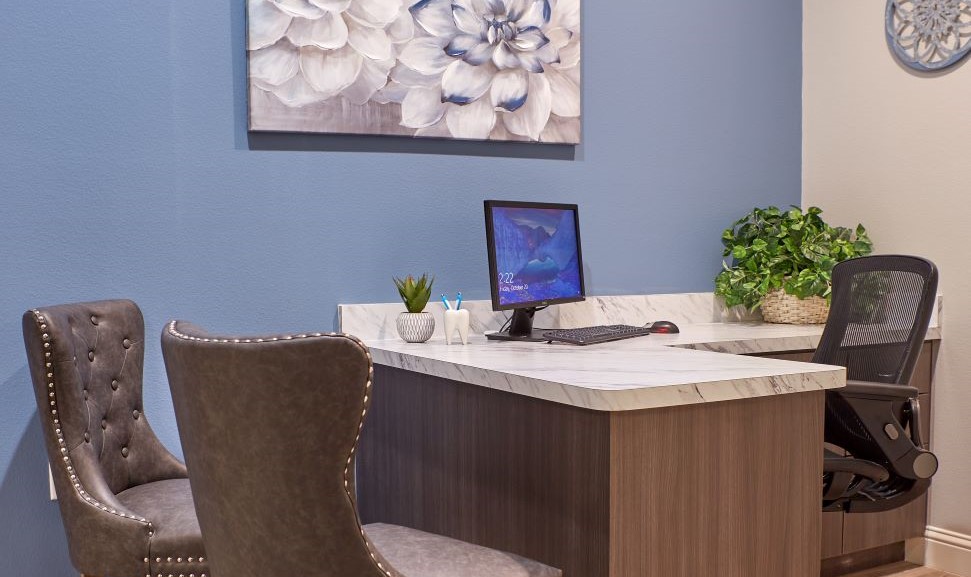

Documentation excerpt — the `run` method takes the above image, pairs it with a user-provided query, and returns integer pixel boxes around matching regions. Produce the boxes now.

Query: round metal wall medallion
[886,0,971,71]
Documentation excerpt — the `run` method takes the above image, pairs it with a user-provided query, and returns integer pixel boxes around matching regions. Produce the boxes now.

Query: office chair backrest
[161,321,398,577]
[812,255,938,385]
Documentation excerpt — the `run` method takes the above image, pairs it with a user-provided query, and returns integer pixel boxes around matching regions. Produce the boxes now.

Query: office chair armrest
[841,380,918,400]
[834,392,939,481]
[905,396,925,447]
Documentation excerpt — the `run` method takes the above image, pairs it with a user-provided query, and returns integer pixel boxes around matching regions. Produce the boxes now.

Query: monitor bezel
[484,200,586,312]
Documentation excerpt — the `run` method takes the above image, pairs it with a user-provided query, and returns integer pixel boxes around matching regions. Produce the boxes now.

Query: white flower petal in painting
[490,68,529,111]
[445,34,483,58]
[415,118,454,138]
[515,0,551,29]
[249,0,293,49]
[545,66,579,117]
[410,0,460,37]
[343,58,395,104]
[286,12,348,49]
[492,42,522,69]
[550,0,579,30]
[545,27,572,49]
[502,71,551,139]
[387,6,416,44]
[299,44,363,97]
[308,0,351,11]
[539,115,580,143]
[446,97,496,139]
[347,19,394,60]
[441,60,495,104]
[553,37,579,69]
[391,63,441,87]
[511,27,549,51]
[250,40,301,86]
[517,44,557,72]
[346,0,401,28]
[399,37,453,75]
[268,0,327,19]
[488,119,529,141]
[401,85,447,128]
[372,80,410,103]
[264,73,328,107]
[452,2,488,35]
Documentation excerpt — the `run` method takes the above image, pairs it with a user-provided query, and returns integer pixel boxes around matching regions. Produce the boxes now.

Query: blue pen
[455,292,463,310]
[441,294,451,310]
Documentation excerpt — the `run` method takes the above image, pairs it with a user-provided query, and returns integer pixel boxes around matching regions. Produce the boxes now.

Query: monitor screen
[485,200,585,310]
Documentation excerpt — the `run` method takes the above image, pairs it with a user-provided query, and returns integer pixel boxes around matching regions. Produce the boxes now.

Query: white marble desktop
[366,335,844,411]
[338,293,942,412]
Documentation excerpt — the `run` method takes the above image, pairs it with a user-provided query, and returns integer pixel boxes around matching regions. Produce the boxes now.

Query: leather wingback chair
[161,320,561,577]
[22,300,209,577]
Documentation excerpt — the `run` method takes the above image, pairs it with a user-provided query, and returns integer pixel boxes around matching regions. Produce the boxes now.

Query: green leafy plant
[393,273,434,313]
[714,206,873,310]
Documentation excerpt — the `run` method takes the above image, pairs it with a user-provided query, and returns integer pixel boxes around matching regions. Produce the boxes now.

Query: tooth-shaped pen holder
[443,309,471,345]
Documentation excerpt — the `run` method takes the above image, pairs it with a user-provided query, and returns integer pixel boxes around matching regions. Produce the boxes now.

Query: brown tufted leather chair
[22,300,209,577]
[161,320,562,577]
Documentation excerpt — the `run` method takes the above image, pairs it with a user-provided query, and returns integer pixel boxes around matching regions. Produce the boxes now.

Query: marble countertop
[343,293,941,412]
[365,334,845,412]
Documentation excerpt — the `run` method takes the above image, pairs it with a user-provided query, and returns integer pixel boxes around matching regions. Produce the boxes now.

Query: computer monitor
[484,200,585,341]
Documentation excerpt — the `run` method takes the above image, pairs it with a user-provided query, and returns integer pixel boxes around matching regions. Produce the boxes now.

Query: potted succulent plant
[714,206,873,324]
[393,273,435,342]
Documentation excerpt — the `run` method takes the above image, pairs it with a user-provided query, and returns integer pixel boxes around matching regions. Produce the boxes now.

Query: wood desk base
[359,366,824,577]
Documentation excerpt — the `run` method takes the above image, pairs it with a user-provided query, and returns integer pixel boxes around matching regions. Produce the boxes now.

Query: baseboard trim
[906,526,971,576]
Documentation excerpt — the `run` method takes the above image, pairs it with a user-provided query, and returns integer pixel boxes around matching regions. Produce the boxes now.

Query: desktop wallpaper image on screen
[491,207,582,307]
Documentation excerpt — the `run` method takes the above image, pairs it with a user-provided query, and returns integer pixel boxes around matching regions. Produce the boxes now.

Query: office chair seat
[115,478,205,563]
[364,523,561,577]
[823,449,889,508]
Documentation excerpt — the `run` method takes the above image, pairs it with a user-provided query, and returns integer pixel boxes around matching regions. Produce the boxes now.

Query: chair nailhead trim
[165,321,392,577]
[30,310,152,530]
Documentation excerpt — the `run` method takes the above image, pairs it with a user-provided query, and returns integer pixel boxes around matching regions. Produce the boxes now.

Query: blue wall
[0,1,801,574]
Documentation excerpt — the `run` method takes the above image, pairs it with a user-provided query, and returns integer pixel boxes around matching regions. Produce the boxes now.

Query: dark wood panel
[358,366,611,577]
[841,495,927,554]
[820,542,905,577]
[759,342,932,392]
[911,342,933,395]
[823,511,845,559]
[608,392,824,577]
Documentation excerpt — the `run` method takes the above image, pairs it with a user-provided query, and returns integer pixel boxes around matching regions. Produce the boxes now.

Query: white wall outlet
[49,464,57,501]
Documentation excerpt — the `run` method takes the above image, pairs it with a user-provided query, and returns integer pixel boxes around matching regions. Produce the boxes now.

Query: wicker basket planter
[760,288,830,324]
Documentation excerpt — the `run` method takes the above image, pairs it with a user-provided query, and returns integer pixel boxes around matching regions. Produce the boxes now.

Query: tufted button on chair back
[23,300,201,577]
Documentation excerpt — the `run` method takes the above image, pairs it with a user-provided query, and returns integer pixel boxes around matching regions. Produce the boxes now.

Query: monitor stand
[485,308,550,342]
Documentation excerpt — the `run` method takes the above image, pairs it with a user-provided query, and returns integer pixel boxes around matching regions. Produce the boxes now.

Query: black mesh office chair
[816,255,939,513]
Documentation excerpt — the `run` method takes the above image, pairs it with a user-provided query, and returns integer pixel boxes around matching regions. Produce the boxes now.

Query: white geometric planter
[396,312,435,343]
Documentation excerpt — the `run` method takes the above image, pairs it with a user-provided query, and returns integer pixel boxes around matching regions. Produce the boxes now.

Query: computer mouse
[649,320,680,334]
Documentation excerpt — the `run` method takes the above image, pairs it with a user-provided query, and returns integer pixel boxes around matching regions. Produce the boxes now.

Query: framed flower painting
[247,0,581,143]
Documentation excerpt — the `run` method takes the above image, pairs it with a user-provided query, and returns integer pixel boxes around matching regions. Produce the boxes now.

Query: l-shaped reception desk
[339,293,942,577]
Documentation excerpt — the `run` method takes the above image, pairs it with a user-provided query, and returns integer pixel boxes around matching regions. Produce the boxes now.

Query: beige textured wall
[804,0,971,536]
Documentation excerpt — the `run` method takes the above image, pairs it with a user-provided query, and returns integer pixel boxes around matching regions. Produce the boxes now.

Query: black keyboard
[542,325,652,346]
